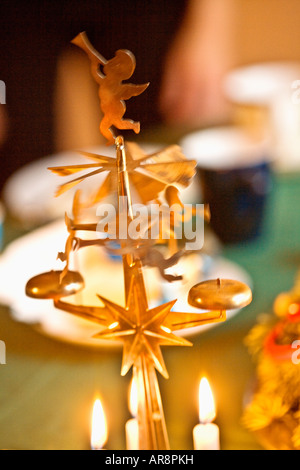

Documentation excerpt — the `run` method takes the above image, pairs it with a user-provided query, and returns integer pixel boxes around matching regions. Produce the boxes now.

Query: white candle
[91,398,108,450]
[193,422,220,450]
[193,377,220,450]
[125,377,139,450]
[125,418,139,450]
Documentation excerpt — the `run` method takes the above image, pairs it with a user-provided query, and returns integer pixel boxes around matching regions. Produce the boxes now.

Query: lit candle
[125,377,139,450]
[91,398,108,450]
[193,377,220,450]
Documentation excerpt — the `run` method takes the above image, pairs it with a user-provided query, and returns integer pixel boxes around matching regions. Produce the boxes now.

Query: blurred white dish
[180,127,270,170]
[0,219,252,347]
[224,61,300,106]
[224,62,300,173]
[0,219,161,348]
[3,149,100,226]
[2,143,160,226]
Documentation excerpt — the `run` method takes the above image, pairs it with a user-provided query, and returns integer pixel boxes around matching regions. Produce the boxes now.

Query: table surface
[0,149,300,450]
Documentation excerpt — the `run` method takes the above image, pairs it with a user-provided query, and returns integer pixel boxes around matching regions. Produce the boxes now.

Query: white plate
[223,62,300,174]
[0,219,252,348]
[224,61,300,106]
[180,126,271,170]
[0,219,162,348]
[2,144,161,226]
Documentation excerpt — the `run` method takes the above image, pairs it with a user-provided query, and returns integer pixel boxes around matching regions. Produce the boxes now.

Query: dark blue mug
[180,127,272,244]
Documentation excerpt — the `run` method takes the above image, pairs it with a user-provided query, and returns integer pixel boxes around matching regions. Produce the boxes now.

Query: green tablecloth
[0,170,299,450]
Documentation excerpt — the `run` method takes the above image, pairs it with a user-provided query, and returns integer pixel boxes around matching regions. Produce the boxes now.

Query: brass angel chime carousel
[26,32,252,450]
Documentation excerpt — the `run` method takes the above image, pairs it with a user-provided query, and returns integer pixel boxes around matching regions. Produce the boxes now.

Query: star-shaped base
[94,276,192,378]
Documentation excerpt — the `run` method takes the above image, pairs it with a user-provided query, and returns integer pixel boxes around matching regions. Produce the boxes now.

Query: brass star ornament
[94,277,192,379]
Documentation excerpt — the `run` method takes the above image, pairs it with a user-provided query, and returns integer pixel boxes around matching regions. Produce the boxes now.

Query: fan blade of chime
[129,171,166,203]
[55,167,108,197]
[79,150,116,163]
[142,160,196,187]
[141,145,196,187]
[88,171,117,205]
[125,141,155,162]
[164,310,226,331]
[48,162,113,176]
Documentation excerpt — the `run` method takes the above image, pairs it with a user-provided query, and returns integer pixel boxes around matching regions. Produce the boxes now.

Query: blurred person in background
[0,0,186,191]
[159,0,236,127]
[1,0,300,191]
[54,0,236,151]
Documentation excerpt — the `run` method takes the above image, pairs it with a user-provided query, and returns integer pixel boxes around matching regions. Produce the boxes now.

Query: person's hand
[159,32,229,125]
[159,0,236,127]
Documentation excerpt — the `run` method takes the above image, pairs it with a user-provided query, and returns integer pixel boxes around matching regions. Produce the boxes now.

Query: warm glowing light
[193,378,220,450]
[129,377,138,417]
[160,325,171,334]
[108,321,119,330]
[198,377,216,424]
[91,398,108,450]
[232,293,247,305]
[288,303,299,315]
[65,282,81,292]
[126,377,139,450]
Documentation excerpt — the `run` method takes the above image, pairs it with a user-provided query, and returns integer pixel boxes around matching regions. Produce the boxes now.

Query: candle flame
[129,377,138,417]
[199,377,216,424]
[91,398,108,450]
